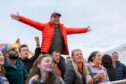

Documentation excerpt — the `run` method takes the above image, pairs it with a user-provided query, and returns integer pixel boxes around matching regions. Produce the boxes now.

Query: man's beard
[9,54,19,59]
[53,59,59,64]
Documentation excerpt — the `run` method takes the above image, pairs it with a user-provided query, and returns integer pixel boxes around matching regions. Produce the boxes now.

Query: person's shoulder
[66,64,74,71]
[56,77,65,84]
[117,61,125,66]
[60,56,65,60]
[120,62,126,68]
[4,60,11,67]
[86,63,93,69]
[86,63,91,67]
[17,59,23,62]
[16,59,26,66]
[101,65,108,71]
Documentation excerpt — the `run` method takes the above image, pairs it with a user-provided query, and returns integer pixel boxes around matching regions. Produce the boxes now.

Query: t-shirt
[49,24,64,54]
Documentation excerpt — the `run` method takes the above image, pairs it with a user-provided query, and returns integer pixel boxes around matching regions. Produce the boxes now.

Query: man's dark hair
[50,49,61,55]
[19,44,28,52]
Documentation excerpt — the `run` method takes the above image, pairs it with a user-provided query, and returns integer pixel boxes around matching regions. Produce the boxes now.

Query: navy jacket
[114,61,126,80]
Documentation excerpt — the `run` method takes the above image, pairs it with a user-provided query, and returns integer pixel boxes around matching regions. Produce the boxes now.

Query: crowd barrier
[104,79,126,84]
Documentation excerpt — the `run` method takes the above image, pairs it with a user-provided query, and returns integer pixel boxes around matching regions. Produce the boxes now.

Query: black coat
[58,56,66,79]
[114,61,126,80]
[20,47,41,72]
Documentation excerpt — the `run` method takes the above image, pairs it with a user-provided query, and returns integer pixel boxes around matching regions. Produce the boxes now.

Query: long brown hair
[71,49,89,79]
[0,51,5,74]
[26,54,57,84]
[88,51,99,63]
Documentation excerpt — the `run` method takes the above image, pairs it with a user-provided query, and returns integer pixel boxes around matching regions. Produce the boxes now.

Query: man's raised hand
[35,36,40,47]
[87,26,92,32]
[10,12,20,20]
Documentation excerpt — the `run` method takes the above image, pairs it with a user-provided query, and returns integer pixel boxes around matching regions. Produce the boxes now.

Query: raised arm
[11,12,45,31]
[31,36,41,64]
[35,36,40,48]
[66,26,91,35]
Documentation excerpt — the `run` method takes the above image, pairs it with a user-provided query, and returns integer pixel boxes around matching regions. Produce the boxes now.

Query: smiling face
[72,50,84,63]
[38,56,54,72]
[50,15,60,24]
[93,52,102,65]
[112,52,119,62]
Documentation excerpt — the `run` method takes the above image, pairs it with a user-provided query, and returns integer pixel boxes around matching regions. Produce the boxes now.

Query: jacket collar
[48,21,63,27]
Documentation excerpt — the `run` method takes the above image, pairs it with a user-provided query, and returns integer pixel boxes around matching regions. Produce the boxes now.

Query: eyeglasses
[7,47,17,52]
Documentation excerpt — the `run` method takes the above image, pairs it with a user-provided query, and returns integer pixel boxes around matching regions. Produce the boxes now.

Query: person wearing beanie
[2,45,27,84]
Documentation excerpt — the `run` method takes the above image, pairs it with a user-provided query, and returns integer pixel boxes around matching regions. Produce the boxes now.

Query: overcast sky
[1,0,126,58]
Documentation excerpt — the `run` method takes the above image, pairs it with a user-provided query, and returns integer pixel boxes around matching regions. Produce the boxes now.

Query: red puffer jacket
[19,16,89,55]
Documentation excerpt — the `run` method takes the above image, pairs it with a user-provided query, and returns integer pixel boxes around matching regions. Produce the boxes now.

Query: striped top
[87,63,109,83]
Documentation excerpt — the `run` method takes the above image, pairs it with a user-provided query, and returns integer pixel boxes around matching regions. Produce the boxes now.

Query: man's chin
[23,56,29,59]
[54,22,59,25]
[54,60,59,64]
[47,69,53,72]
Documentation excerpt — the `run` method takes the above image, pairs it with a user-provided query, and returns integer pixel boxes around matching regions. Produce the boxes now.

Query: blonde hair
[71,49,89,78]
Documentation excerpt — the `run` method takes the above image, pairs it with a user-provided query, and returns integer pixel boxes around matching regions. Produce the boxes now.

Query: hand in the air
[10,12,20,20]
[87,26,92,32]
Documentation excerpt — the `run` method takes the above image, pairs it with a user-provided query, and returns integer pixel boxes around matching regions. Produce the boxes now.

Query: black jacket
[58,56,66,79]
[114,61,126,80]
[20,47,41,72]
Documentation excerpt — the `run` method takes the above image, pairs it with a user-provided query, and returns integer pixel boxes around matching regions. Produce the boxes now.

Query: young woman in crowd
[87,51,109,84]
[64,49,93,84]
[102,54,116,81]
[26,54,64,84]
[0,51,9,84]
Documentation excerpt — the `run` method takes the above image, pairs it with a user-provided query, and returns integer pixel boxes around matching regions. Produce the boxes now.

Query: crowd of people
[0,12,126,84]
[0,38,126,84]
